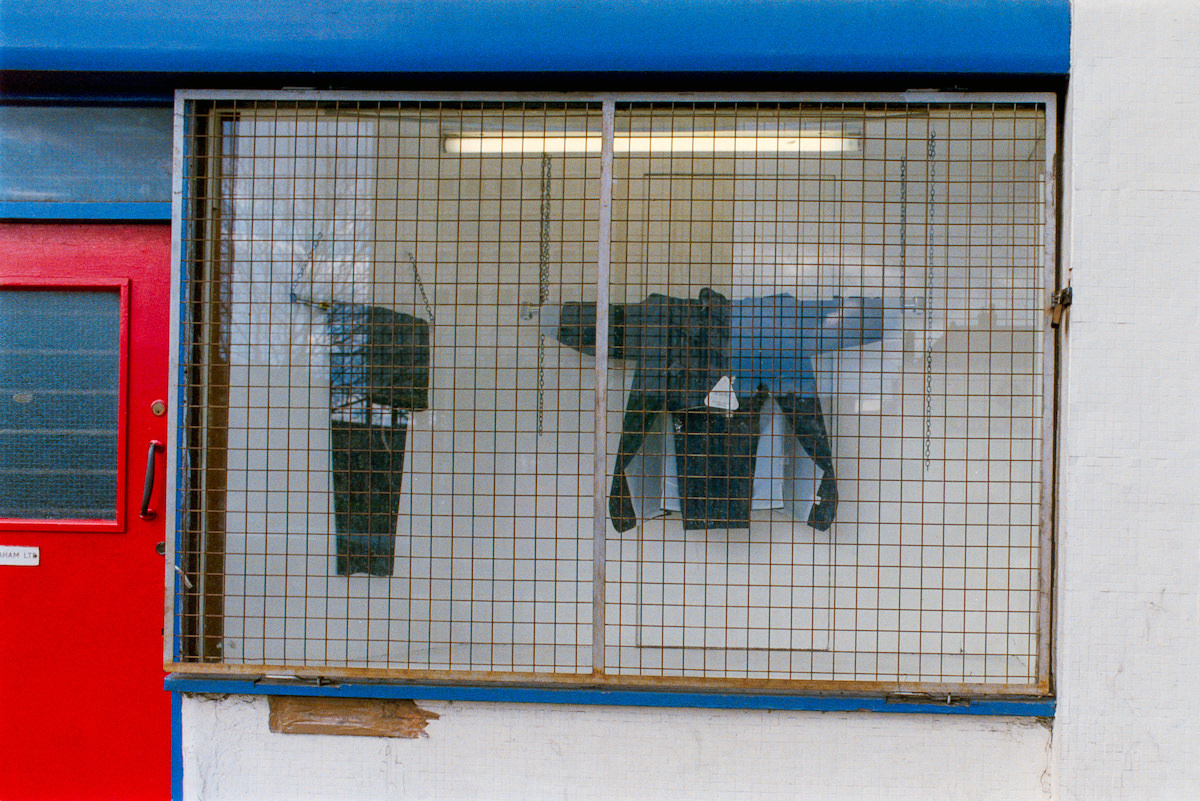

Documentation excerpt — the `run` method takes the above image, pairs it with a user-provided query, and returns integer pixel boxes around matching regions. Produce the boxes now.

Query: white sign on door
[0,546,39,566]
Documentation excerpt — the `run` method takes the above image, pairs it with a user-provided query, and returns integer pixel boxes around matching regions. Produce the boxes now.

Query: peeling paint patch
[268,696,440,739]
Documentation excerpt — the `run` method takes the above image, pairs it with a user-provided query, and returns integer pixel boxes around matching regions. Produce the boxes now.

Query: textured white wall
[1054,0,1200,798]
[182,695,1052,801]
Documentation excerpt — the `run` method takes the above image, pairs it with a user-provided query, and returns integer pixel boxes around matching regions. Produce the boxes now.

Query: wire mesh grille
[175,96,1053,693]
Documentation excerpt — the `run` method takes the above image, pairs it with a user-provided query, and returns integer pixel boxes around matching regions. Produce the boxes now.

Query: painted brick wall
[1053,0,1200,798]
[183,695,1052,800]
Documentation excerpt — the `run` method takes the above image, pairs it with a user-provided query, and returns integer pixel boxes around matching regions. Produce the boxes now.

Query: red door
[0,223,171,801]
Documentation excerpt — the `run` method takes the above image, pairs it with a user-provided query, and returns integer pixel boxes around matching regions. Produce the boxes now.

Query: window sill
[164,674,1054,717]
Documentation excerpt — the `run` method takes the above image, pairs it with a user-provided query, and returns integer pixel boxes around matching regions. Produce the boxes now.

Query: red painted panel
[0,223,172,801]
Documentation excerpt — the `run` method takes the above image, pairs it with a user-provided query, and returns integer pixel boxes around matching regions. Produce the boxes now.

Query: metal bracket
[255,674,339,687]
[1050,286,1073,328]
[886,692,970,707]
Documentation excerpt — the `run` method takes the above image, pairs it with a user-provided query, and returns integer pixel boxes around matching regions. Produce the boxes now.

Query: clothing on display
[298,296,432,576]
[670,387,769,529]
[329,416,409,576]
[552,289,887,532]
[325,301,431,415]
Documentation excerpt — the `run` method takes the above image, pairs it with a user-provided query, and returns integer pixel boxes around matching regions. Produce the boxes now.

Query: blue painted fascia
[164,675,1054,717]
[2,0,1070,76]
[0,202,172,221]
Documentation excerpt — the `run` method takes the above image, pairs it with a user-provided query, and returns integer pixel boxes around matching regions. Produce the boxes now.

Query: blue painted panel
[0,106,172,218]
[2,0,1069,75]
[0,202,172,220]
[171,692,183,801]
[164,675,1055,717]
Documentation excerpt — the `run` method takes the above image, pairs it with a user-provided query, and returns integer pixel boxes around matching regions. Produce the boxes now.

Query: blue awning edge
[1,0,1069,77]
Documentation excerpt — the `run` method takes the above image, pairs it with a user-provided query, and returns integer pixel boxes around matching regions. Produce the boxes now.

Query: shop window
[172,95,1056,695]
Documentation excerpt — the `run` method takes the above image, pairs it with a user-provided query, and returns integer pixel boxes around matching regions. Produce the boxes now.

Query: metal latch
[1050,286,1073,328]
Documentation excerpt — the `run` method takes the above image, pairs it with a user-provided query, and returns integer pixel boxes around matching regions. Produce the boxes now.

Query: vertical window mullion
[592,98,615,674]
[1038,97,1058,692]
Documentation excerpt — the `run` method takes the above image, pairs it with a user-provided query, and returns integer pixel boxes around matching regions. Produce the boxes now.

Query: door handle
[139,440,165,521]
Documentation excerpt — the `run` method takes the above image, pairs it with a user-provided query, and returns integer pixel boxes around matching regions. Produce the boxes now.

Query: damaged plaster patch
[268,696,440,739]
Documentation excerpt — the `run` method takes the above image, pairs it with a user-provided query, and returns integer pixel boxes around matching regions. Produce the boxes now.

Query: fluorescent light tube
[444,132,856,155]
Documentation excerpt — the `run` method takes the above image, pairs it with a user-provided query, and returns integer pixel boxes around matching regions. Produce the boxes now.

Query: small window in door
[0,288,123,524]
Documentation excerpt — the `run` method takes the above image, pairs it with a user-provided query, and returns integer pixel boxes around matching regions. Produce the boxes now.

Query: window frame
[0,104,173,222]
[166,90,1060,701]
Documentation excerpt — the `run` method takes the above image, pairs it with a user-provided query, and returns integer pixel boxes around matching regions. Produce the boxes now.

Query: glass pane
[604,103,1046,684]
[0,106,172,206]
[0,290,120,520]
[178,97,1050,692]
[207,102,601,672]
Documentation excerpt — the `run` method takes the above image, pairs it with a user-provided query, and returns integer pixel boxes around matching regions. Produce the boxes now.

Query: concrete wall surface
[182,695,1052,800]
[1052,0,1200,798]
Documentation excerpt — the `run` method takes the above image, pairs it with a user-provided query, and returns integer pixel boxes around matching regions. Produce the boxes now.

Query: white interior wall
[216,105,1046,684]
[224,110,601,671]
[608,109,1046,683]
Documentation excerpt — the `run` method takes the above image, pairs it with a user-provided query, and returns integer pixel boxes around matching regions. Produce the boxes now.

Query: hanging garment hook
[406,251,436,323]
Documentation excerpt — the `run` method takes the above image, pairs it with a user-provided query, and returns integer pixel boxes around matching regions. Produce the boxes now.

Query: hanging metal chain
[407,251,435,323]
[924,131,937,471]
[900,158,908,300]
[539,155,552,306]
[536,154,552,435]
